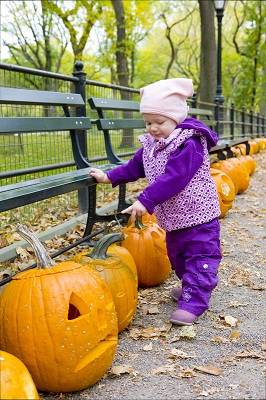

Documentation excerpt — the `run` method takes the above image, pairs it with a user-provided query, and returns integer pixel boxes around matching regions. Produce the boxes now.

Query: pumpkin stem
[89,233,124,260]
[16,224,55,269]
[135,216,145,230]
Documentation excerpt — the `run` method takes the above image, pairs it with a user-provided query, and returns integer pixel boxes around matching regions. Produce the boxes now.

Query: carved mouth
[74,335,117,372]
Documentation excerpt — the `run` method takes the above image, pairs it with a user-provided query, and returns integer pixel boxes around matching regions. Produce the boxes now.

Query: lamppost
[214,0,226,135]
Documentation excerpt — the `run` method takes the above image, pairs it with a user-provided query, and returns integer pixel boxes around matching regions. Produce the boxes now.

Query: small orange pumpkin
[121,217,171,288]
[0,351,39,399]
[0,225,118,393]
[74,233,138,333]
[210,168,235,218]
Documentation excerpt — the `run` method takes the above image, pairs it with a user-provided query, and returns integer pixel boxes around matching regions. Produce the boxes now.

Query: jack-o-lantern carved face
[0,226,118,393]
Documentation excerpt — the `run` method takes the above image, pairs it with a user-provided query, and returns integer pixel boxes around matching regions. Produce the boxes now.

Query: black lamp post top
[214,0,226,11]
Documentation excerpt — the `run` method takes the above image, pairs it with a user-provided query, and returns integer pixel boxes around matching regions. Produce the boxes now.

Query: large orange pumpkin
[210,168,235,218]
[121,217,171,288]
[0,225,118,393]
[0,351,39,399]
[74,233,138,333]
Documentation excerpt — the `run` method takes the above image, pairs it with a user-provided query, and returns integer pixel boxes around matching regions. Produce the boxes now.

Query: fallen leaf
[16,247,31,261]
[224,315,238,327]
[229,330,241,342]
[194,365,222,376]
[178,325,197,339]
[110,365,135,376]
[179,366,196,378]
[147,306,159,314]
[169,348,195,359]
[143,343,153,351]
[151,364,175,375]
[211,336,229,344]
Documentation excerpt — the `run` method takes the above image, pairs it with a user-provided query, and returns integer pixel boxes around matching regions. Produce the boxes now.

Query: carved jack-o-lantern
[0,225,118,393]
[73,233,138,333]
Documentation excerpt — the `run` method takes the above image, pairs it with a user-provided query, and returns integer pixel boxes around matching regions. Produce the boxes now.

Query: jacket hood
[177,117,218,150]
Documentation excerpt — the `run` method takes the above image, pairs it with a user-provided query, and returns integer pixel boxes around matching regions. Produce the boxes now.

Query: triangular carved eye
[68,303,81,320]
[68,292,89,320]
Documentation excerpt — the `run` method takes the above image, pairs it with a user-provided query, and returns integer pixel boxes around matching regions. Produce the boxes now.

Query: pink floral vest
[139,128,220,231]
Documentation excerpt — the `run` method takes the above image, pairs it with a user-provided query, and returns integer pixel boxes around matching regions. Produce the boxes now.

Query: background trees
[1,0,265,113]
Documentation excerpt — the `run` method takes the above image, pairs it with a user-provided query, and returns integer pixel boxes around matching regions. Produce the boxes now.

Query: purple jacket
[107,118,220,231]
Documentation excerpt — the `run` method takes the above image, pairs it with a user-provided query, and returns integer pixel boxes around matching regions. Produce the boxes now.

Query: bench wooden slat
[0,87,85,106]
[0,117,91,133]
[89,97,139,112]
[0,168,93,212]
[97,118,145,130]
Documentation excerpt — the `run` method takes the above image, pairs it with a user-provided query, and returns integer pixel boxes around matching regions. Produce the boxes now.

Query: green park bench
[0,87,130,279]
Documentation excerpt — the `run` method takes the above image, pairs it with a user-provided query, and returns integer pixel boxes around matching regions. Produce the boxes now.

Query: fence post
[230,103,235,140]
[241,106,245,137]
[192,92,197,108]
[215,100,220,137]
[250,110,253,138]
[72,61,88,214]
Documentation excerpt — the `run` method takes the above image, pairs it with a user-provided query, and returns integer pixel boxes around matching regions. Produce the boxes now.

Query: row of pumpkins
[0,216,170,397]
[1,138,265,398]
[210,137,266,218]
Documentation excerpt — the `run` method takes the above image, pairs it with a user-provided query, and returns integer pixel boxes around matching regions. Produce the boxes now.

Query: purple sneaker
[170,309,197,326]
[170,287,182,301]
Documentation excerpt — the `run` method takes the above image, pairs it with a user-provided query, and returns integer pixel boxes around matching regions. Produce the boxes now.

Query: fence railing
[1,61,265,187]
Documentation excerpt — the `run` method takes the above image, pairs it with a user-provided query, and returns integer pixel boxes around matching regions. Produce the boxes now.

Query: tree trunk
[198,0,216,105]
[111,0,134,148]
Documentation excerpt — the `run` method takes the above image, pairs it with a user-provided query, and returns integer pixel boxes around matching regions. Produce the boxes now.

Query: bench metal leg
[117,183,132,211]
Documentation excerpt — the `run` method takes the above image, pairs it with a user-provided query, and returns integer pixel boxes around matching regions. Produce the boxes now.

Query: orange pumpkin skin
[0,351,39,399]
[73,242,138,281]
[75,234,138,333]
[210,168,235,218]
[141,213,157,225]
[211,158,249,194]
[0,226,118,393]
[121,219,171,288]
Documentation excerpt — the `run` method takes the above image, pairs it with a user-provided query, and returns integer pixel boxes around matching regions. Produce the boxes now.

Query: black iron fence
[1,61,265,187]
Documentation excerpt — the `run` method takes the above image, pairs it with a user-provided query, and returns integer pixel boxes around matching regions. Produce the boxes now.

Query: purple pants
[166,218,222,316]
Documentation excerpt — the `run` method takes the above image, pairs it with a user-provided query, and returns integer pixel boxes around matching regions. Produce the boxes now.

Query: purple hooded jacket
[107,118,220,231]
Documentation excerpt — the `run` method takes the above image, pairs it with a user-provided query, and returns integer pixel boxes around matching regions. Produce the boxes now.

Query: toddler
[90,78,222,326]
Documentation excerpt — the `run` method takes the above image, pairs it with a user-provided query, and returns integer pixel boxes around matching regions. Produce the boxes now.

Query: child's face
[143,113,176,140]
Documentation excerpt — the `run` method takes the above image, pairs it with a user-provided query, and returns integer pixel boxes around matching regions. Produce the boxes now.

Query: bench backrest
[0,87,92,172]
[88,96,215,163]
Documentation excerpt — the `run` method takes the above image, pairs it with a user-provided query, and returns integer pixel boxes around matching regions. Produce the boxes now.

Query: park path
[45,153,266,400]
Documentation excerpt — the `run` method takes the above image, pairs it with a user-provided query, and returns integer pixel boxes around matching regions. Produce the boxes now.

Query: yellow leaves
[129,324,171,340]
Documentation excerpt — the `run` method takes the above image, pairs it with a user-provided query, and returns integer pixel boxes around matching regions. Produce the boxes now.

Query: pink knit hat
[139,78,194,124]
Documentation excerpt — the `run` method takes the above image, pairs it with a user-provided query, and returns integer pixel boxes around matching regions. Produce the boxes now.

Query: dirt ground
[42,153,266,400]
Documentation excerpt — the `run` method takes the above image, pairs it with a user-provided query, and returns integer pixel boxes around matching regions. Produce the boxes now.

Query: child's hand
[90,168,110,183]
[121,200,147,221]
